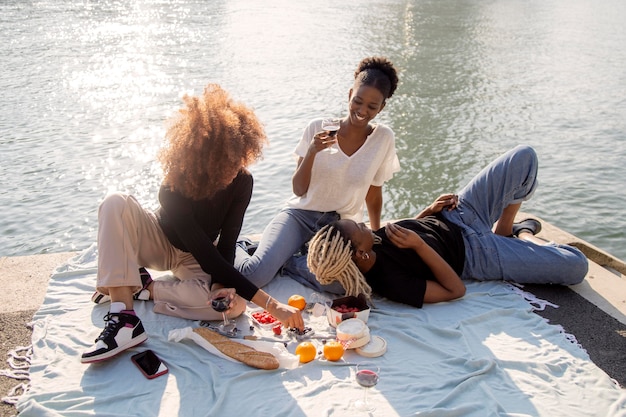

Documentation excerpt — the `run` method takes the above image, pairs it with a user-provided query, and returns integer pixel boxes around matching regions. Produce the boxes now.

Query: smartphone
[131,350,168,379]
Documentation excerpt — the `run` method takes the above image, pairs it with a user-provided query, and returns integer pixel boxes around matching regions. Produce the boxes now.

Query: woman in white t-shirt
[235,56,401,291]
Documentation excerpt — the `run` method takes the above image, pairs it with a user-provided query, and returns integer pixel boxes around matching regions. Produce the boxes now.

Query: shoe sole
[80,333,148,364]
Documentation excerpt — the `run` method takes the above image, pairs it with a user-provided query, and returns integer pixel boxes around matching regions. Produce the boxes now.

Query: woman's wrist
[306,145,318,158]
[252,290,277,313]
[417,206,434,219]
[266,298,280,314]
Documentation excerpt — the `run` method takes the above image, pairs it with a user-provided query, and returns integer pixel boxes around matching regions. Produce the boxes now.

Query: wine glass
[353,362,380,412]
[307,292,331,317]
[321,118,340,154]
[211,293,236,335]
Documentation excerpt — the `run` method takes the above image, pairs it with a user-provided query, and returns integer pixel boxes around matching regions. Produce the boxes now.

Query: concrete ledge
[0,252,77,314]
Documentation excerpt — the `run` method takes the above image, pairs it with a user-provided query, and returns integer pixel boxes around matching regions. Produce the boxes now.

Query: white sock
[110,302,126,314]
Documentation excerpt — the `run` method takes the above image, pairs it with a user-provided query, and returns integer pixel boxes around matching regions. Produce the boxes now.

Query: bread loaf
[193,327,279,370]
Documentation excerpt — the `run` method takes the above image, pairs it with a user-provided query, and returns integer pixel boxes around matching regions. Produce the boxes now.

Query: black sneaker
[91,267,153,304]
[237,238,259,256]
[81,312,147,363]
[133,267,153,301]
[512,218,542,237]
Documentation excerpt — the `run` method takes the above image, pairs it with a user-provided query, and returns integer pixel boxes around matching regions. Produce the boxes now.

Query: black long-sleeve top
[155,170,259,301]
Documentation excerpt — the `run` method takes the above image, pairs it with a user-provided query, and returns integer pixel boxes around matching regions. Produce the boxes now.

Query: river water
[1,0,625,262]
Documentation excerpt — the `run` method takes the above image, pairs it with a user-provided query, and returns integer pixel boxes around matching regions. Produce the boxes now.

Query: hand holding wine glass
[320,118,341,154]
[354,362,380,412]
[210,288,237,333]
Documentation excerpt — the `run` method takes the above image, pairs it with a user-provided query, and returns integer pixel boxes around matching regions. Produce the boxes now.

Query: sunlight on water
[0,0,625,261]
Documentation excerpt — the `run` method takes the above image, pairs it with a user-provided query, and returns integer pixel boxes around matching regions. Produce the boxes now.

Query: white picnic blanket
[17,245,626,416]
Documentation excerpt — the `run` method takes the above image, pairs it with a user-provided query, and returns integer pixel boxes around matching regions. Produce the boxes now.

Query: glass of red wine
[321,118,340,154]
[211,293,236,334]
[354,362,380,412]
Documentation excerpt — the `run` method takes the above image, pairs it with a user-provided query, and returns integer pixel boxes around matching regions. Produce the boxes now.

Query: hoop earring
[361,252,370,260]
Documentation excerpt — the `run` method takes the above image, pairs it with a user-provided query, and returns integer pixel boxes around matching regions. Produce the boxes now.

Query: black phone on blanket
[131,350,168,379]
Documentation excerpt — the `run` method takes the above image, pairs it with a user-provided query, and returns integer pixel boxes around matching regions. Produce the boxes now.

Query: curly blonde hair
[307,224,372,298]
[158,84,267,200]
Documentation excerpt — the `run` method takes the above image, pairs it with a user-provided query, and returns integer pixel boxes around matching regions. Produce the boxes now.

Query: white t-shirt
[287,118,401,221]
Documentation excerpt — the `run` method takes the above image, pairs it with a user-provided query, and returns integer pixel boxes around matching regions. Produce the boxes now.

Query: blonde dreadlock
[307,224,372,298]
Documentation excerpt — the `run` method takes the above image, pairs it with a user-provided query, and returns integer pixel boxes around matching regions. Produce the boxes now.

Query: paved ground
[0,310,35,417]
[0,252,76,417]
[1,215,624,415]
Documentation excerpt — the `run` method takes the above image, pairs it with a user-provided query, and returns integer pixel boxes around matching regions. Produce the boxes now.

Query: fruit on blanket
[323,341,345,361]
[295,342,316,363]
[333,304,360,313]
[288,294,307,311]
[272,323,282,335]
[252,310,277,324]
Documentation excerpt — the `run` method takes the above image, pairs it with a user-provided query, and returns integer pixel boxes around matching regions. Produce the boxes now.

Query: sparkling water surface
[1,0,625,261]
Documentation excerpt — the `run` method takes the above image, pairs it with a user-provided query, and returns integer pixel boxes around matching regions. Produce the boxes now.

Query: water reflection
[0,0,624,261]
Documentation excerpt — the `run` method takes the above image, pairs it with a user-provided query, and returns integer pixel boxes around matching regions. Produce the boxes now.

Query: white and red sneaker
[81,312,147,363]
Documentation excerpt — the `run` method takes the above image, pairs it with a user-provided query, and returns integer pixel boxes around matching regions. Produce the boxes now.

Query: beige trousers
[96,192,245,320]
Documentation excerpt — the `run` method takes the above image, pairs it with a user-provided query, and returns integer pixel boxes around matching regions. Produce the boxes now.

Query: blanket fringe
[508,283,559,311]
[551,323,588,353]
[508,284,590,354]
[1,345,32,406]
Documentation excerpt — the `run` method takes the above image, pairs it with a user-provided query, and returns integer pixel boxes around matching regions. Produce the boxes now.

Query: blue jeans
[442,145,588,285]
[234,208,340,288]
[282,253,347,294]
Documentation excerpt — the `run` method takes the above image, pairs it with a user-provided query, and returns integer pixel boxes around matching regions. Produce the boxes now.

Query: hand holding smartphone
[131,350,168,379]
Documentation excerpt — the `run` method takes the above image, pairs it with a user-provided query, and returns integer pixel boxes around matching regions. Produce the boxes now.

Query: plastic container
[250,309,279,329]
[327,295,370,327]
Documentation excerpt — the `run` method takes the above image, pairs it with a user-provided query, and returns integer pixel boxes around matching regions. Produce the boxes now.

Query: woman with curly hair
[306,145,588,307]
[82,84,304,364]
[235,56,401,291]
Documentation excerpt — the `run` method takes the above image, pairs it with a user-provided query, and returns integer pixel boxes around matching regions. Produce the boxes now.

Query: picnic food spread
[197,294,385,368]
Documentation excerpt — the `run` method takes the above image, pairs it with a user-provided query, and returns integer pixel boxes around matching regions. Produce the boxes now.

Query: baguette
[193,327,279,370]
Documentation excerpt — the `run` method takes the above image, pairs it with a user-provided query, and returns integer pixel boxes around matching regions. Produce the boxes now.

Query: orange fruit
[295,342,316,363]
[288,294,307,311]
[323,340,345,362]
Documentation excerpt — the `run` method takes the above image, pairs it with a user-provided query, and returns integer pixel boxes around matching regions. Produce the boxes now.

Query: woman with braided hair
[82,84,304,364]
[306,145,589,307]
[235,56,401,290]
[307,223,376,298]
